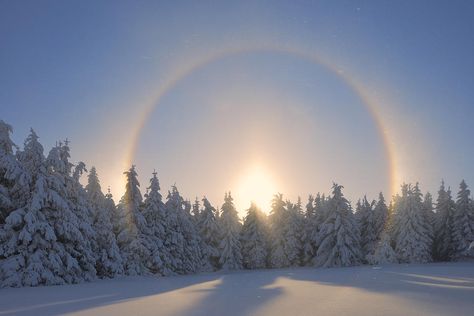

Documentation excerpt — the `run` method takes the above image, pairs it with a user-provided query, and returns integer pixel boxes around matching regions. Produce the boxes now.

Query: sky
[1,1,473,215]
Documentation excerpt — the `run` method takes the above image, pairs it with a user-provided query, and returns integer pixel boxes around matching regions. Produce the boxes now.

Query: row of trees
[1,120,473,287]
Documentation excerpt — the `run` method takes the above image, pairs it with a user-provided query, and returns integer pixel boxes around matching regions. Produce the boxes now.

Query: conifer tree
[301,195,316,265]
[44,141,97,282]
[367,232,398,265]
[191,198,201,223]
[240,203,269,269]
[198,197,220,270]
[356,196,377,261]
[116,166,149,275]
[179,197,204,273]
[67,158,97,282]
[86,167,123,277]
[393,184,432,263]
[0,130,66,287]
[422,192,435,246]
[0,121,25,224]
[218,192,242,270]
[284,199,303,266]
[141,171,169,275]
[452,180,474,259]
[163,185,203,274]
[433,181,455,261]
[373,192,389,240]
[269,193,290,268]
[163,186,203,274]
[314,184,361,268]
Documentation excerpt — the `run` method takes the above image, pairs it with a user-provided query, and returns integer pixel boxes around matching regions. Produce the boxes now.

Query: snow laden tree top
[393,184,432,263]
[141,171,168,275]
[269,193,290,268]
[218,192,242,270]
[117,166,149,276]
[241,202,269,269]
[452,180,474,259]
[356,196,377,261]
[315,184,362,268]
[433,181,455,261]
[86,166,123,278]
[198,197,220,270]
[0,121,25,223]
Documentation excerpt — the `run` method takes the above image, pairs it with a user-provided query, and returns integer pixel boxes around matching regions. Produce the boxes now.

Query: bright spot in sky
[234,164,278,213]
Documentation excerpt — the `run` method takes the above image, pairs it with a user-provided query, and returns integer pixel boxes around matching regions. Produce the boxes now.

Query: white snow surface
[1,262,473,316]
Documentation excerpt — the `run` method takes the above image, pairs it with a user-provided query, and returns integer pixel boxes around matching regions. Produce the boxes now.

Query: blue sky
[1,1,473,212]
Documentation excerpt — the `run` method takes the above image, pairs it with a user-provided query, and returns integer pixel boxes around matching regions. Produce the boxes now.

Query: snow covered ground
[1,262,473,316]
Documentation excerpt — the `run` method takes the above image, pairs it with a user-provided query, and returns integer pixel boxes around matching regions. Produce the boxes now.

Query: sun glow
[234,165,279,213]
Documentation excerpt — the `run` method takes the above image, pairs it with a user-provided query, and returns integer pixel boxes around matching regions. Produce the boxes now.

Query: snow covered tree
[179,197,204,273]
[284,199,303,266]
[240,203,269,269]
[162,185,203,274]
[367,232,398,265]
[197,197,220,270]
[421,192,435,247]
[452,180,474,259]
[301,195,316,265]
[218,192,242,270]
[433,181,455,261]
[314,184,361,268]
[0,121,25,224]
[0,130,65,287]
[49,141,97,282]
[86,167,123,278]
[468,241,474,258]
[141,171,169,275]
[356,196,377,261]
[116,166,149,275]
[393,184,432,263]
[191,198,201,223]
[269,193,290,268]
[1,132,97,286]
[373,192,389,240]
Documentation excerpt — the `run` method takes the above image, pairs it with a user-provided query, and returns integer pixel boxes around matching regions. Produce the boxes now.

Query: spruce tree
[179,197,204,273]
[301,195,316,265]
[284,199,303,266]
[141,171,170,275]
[356,196,377,261]
[0,121,25,224]
[198,197,220,270]
[452,180,474,259]
[269,193,290,268]
[314,184,361,268]
[367,232,397,265]
[67,159,97,282]
[433,181,455,261]
[422,192,435,248]
[218,192,242,270]
[0,130,66,287]
[116,166,149,275]
[45,141,97,283]
[163,186,203,274]
[393,184,432,263]
[86,167,123,277]
[191,198,201,223]
[373,192,389,240]
[240,203,269,269]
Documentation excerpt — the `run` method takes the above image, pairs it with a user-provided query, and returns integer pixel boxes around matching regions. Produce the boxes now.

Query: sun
[234,164,278,213]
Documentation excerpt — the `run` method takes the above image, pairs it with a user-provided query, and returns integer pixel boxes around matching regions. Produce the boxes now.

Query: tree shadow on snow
[1,262,473,315]
[0,273,225,316]
[177,269,283,316]
[285,261,474,311]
